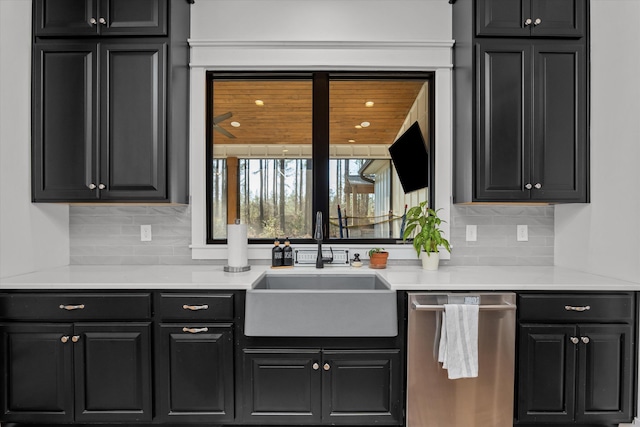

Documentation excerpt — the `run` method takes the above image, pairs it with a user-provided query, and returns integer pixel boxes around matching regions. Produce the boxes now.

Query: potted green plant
[368,247,389,269]
[402,201,451,270]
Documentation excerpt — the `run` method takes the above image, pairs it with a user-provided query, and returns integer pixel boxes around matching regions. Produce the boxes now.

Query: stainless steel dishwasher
[406,292,516,427]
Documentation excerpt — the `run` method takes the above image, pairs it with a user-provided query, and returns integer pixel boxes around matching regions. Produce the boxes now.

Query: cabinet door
[242,349,322,425]
[476,0,530,37]
[99,0,167,36]
[575,324,633,424]
[476,41,532,201]
[99,43,167,200]
[531,0,585,37]
[73,323,152,422]
[0,323,74,423]
[34,0,98,37]
[531,43,587,202]
[32,43,99,201]
[322,350,402,425]
[157,324,234,423]
[517,324,576,423]
[477,0,584,38]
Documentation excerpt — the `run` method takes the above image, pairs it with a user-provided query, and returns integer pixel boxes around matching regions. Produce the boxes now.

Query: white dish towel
[438,303,479,379]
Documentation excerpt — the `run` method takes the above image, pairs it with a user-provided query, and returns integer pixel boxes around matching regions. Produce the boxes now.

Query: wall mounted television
[388,121,429,193]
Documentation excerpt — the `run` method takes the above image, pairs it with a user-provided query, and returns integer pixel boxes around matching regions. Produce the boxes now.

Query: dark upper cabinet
[32,42,167,201]
[34,0,167,37]
[476,40,586,202]
[476,0,585,38]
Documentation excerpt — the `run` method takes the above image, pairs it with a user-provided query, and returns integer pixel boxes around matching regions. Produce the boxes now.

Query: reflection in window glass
[210,78,313,240]
[238,159,312,239]
[329,80,431,240]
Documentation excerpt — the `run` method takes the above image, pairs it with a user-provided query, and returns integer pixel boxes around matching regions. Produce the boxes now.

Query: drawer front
[518,293,635,322]
[0,293,151,321]
[158,293,234,320]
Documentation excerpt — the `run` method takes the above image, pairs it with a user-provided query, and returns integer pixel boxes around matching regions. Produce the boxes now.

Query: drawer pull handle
[183,304,209,311]
[182,327,209,334]
[570,337,579,344]
[59,304,85,311]
[565,305,590,312]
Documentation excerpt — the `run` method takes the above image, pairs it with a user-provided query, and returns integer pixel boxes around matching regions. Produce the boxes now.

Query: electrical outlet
[517,225,528,242]
[466,225,477,242]
[140,225,152,242]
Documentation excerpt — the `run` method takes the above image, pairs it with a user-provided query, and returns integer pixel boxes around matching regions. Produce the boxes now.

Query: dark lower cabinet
[516,293,635,425]
[0,322,152,423]
[242,349,402,426]
[156,323,234,423]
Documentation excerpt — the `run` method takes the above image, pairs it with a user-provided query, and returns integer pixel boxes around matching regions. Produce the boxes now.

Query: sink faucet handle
[314,211,323,240]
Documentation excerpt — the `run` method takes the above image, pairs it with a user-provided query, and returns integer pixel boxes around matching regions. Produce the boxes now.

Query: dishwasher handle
[411,302,516,312]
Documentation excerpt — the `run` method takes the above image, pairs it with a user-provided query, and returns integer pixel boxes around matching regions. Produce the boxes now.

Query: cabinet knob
[581,336,590,344]
[98,17,107,25]
[323,363,331,371]
[89,17,97,25]
[570,336,579,345]
[534,18,542,26]
[72,335,80,343]
[61,336,70,343]
[312,362,320,371]
[88,183,96,190]
[525,183,533,190]
[524,18,532,26]
[98,183,106,190]
[534,183,542,189]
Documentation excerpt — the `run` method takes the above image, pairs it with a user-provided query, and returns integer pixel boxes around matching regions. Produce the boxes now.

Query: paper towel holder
[224,219,251,273]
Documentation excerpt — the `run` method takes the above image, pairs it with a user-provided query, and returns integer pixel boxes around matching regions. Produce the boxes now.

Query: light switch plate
[466,225,477,242]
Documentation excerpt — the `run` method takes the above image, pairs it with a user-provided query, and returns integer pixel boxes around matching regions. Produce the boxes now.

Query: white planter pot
[420,251,440,270]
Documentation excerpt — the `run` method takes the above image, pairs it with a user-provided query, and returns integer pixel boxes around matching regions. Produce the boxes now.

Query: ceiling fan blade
[213,111,233,124]
[213,125,236,139]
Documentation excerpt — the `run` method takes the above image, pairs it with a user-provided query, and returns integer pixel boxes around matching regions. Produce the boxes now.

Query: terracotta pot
[369,252,389,269]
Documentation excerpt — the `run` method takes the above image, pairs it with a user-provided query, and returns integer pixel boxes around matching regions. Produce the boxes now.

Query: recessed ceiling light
[255,100,264,106]
[360,121,371,128]
[365,101,374,107]
[230,121,240,127]
[355,125,362,129]
[348,139,356,143]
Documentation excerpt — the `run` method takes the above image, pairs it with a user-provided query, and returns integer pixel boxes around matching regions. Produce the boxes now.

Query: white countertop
[1,264,638,291]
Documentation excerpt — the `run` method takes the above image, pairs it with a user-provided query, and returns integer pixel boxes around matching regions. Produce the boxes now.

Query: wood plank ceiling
[211,80,425,148]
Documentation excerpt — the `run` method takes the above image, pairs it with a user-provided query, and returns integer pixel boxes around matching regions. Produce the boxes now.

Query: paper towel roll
[227,223,248,268]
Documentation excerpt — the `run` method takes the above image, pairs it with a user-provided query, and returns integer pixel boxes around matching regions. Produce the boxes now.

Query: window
[206,72,434,244]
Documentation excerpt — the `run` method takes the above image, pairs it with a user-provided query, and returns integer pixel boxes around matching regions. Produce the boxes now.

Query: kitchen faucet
[314,211,333,268]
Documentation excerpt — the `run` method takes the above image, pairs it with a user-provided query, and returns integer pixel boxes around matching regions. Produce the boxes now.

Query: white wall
[555,0,640,285]
[0,0,69,279]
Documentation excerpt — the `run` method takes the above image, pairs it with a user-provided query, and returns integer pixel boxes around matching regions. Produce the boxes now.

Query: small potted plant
[402,201,451,270]
[368,247,389,269]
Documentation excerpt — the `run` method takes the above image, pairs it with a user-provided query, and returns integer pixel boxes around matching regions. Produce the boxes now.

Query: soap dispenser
[283,237,293,267]
[271,238,283,267]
